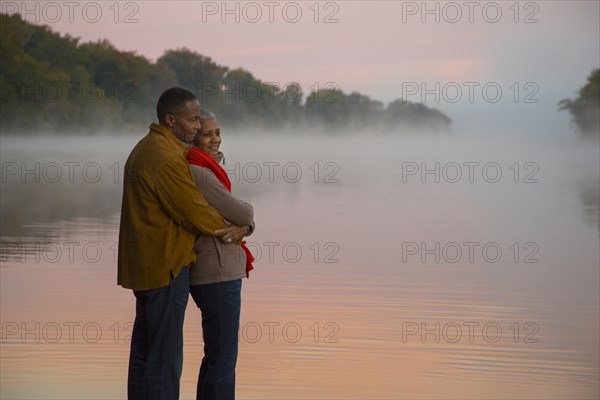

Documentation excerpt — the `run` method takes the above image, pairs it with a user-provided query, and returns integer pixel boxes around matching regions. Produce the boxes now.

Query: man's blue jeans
[190,279,242,400]
[128,267,190,400]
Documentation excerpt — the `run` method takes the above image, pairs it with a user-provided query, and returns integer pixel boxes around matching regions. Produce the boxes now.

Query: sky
[4,0,599,133]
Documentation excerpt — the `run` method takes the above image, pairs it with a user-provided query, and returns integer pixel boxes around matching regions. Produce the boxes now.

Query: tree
[559,69,600,137]
[0,13,452,134]
[157,48,228,114]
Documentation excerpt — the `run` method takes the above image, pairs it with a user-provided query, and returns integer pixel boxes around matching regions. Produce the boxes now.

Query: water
[1,130,598,399]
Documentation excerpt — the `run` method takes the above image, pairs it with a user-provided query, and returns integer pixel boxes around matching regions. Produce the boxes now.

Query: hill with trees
[0,13,453,134]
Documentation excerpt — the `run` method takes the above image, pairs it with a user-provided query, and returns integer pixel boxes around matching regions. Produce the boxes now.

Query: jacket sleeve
[190,165,254,227]
[155,159,228,235]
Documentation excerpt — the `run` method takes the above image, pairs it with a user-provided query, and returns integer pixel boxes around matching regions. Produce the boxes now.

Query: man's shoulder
[128,132,185,168]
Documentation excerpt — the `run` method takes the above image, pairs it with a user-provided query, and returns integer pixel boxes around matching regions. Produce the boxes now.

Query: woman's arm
[190,164,254,227]
[247,221,255,236]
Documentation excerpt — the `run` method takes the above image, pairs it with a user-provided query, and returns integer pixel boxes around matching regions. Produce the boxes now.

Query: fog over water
[1,128,598,398]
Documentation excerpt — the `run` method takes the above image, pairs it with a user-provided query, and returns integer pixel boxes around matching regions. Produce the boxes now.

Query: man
[118,87,235,399]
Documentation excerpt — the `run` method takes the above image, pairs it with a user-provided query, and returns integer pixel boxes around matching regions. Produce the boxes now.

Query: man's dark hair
[156,87,198,124]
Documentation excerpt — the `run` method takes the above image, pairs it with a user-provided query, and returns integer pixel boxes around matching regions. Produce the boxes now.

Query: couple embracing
[117,87,255,400]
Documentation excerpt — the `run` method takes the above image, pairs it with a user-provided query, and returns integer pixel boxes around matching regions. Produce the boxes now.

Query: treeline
[0,13,451,134]
[559,69,600,137]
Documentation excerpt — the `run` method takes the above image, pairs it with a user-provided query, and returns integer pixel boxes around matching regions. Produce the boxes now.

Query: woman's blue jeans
[190,279,242,400]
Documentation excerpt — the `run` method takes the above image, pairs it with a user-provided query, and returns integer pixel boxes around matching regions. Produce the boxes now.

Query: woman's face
[194,118,221,158]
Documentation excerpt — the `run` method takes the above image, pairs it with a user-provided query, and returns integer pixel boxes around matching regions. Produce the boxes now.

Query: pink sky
[4,0,599,130]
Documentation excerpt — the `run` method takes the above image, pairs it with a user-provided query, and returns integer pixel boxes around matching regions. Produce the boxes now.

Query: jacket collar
[149,123,190,155]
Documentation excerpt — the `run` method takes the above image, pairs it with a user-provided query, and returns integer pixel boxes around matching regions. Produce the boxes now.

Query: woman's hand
[215,220,249,243]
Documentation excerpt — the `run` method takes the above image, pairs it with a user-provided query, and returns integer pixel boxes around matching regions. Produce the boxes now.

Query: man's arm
[190,165,254,227]
[155,159,228,235]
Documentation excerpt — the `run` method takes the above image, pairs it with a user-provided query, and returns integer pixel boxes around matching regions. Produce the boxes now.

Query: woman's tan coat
[189,164,254,285]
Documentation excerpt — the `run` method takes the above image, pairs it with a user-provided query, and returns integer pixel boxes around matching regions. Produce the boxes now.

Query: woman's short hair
[200,109,216,121]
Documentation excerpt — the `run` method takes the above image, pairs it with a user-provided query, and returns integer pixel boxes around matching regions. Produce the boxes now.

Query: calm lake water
[1,130,598,399]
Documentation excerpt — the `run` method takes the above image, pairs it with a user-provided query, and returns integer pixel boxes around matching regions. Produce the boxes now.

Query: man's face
[166,100,202,143]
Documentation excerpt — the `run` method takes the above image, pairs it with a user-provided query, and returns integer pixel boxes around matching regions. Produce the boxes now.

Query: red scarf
[187,146,255,278]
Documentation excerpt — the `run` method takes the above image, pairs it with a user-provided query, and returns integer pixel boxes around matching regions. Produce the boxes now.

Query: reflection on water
[1,132,598,399]
[578,178,600,233]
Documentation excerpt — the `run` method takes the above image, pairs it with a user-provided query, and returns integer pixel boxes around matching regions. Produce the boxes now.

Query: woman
[186,109,255,400]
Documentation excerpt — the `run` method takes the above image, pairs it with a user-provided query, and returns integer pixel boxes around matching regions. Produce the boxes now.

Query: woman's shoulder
[189,164,221,187]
